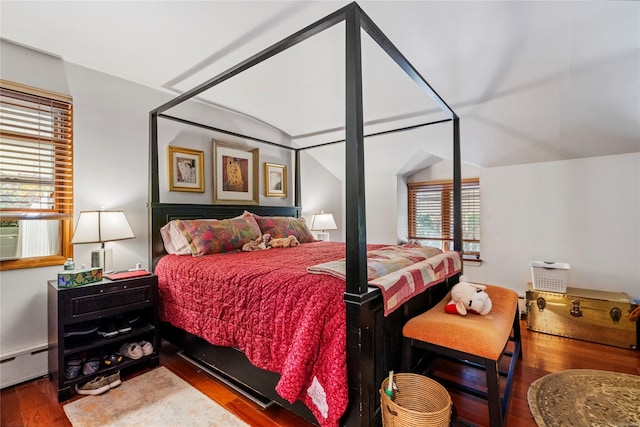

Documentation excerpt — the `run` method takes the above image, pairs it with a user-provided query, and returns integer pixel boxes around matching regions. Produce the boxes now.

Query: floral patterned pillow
[174,216,262,256]
[251,213,316,243]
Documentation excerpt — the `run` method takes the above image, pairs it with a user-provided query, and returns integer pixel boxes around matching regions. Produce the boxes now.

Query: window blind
[408,178,480,255]
[0,81,73,220]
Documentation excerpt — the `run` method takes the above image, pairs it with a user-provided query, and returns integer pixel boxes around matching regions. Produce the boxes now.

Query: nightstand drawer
[70,285,152,318]
[57,276,157,324]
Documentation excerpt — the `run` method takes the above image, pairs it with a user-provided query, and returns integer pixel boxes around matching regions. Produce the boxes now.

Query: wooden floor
[2,320,638,427]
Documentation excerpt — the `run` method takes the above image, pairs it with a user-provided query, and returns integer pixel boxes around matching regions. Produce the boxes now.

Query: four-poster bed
[148,3,462,426]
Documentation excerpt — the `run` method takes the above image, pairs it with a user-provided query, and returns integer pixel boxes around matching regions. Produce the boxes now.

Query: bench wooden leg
[485,359,503,427]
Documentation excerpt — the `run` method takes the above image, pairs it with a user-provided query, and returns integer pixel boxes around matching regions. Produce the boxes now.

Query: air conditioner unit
[0,226,19,260]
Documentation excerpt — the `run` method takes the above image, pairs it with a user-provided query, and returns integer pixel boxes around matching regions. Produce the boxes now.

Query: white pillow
[160,220,191,255]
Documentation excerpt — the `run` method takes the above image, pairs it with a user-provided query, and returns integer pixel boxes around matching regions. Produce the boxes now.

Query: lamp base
[315,232,330,242]
[91,248,114,273]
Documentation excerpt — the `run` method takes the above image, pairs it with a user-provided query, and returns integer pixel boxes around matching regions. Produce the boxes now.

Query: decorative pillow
[251,213,316,243]
[173,216,262,256]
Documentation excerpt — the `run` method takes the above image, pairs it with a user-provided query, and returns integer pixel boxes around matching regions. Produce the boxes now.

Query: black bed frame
[148,3,462,426]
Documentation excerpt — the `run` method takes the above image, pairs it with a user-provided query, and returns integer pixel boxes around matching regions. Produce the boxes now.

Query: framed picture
[168,146,204,192]
[213,140,259,205]
[264,162,287,198]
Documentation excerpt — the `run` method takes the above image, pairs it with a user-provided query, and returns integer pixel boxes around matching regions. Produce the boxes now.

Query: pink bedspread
[156,241,378,426]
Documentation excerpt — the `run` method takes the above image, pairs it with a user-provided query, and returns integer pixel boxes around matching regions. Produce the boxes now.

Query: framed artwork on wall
[213,140,259,205]
[168,146,204,192]
[264,162,287,198]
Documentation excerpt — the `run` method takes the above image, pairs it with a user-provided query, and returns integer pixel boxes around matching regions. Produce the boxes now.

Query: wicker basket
[380,373,451,427]
[529,261,570,293]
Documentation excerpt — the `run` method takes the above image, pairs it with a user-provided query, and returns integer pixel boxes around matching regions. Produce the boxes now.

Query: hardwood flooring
[2,320,638,427]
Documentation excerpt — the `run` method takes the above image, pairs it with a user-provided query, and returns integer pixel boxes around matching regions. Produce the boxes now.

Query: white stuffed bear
[445,282,492,316]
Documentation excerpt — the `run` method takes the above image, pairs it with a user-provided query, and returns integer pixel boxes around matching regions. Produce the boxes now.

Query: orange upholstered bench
[402,284,522,427]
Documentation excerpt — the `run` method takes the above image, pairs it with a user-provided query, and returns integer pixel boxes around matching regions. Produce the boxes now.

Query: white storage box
[529,261,570,293]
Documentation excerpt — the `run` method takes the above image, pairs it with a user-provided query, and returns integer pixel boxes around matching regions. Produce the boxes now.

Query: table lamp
[71,210,135,273]
[310,211,337,241]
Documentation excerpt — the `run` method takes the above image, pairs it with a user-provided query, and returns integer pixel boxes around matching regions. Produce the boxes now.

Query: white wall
[299,152,342,241]
[473,153,640,298]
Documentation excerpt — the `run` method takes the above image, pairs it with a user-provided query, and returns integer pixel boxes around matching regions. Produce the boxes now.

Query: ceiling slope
[1,0,638,168]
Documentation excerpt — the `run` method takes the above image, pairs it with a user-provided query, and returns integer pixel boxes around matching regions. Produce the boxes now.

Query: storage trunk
[526,284,638,350]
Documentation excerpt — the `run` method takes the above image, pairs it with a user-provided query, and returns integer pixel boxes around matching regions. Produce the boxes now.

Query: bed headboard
[149,202,302,271]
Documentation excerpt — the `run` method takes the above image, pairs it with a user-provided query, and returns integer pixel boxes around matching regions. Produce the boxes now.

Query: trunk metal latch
[610,307,622,324]
[570,299,583,317]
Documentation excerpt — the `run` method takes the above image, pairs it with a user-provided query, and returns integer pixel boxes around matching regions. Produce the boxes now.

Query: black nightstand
[47,274,160,401]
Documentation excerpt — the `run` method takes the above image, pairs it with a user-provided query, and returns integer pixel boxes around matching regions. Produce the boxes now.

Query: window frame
[408,178,480,260]
[0,80,73,271]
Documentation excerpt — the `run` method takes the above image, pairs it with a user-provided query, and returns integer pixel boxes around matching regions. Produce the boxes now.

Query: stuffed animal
[628,306,640,322]
[445,282,493,316]
[268,235,299,248]
[242,234,270,251]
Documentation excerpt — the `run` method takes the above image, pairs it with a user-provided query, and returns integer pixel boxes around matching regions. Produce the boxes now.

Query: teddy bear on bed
[445,282,493,316]
[268,235,299,248]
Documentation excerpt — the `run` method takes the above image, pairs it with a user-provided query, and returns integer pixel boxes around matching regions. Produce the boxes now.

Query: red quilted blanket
[156,241,379,426]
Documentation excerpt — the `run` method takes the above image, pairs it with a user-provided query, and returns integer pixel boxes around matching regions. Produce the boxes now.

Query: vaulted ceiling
[2,1,638,168]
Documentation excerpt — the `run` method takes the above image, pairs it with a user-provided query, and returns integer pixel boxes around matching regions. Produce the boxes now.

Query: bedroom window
[0,81,73,270]
[408,178,480,260]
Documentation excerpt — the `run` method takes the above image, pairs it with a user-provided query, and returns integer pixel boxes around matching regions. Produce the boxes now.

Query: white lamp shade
[71,210,135,244]
[310,212,337,232]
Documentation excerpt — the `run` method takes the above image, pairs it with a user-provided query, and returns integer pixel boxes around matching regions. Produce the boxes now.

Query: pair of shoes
[75,371,121,396]
[64,359,82,379]
[75,376,110,395]
[98,315,137,338]
[119,340,153,360]
[102,352,123,367]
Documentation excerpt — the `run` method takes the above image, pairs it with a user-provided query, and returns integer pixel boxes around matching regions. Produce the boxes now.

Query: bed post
[294,149,301,207]
[148,111,159,268]
[342,4,373,426]
[149,112,159,204]
[453,118,462,252]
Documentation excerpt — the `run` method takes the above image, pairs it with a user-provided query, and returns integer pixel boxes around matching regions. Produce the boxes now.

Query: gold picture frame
[213,140,259,205]
[168,146,204,192]
[264,162,287,198]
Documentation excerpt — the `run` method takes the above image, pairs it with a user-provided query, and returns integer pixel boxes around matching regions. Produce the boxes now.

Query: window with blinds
[0,80,73,270]
[408,178,480,258]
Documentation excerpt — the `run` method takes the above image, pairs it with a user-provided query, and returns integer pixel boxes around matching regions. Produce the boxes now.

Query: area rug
[63,366,249,427]
[527,369,640,427]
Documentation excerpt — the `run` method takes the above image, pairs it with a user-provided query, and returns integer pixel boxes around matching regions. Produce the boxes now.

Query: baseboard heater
[177,350,273,409]
[0,343,49,389]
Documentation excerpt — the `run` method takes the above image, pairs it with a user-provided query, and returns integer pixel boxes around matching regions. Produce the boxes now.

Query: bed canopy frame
[149,2,462,426]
